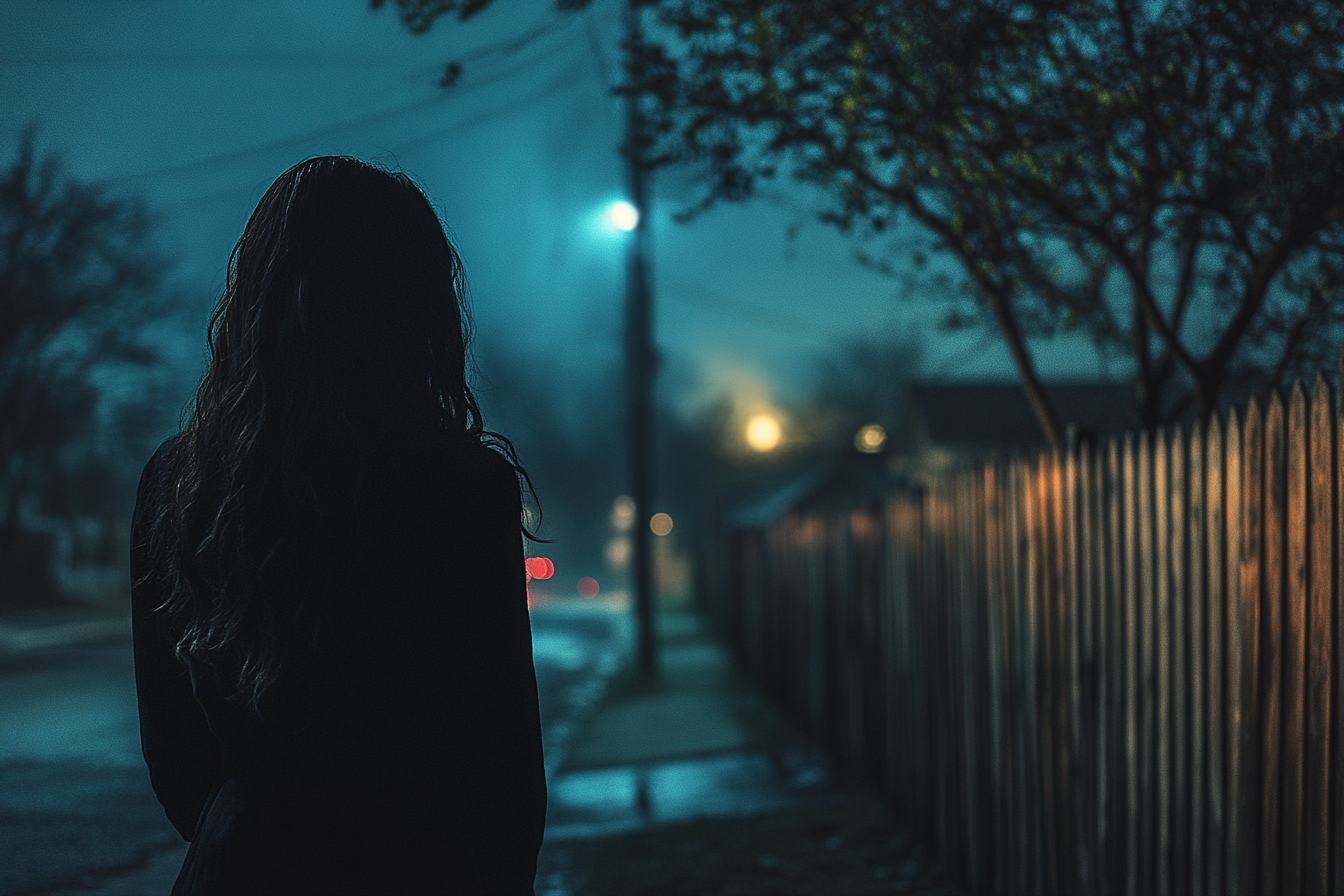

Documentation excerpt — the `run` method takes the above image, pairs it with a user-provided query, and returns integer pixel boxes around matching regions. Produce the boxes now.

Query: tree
[629,0,1344,447]
[0,128,176,530]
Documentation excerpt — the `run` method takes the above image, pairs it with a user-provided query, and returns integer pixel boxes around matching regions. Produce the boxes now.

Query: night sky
[0,1,1111,409]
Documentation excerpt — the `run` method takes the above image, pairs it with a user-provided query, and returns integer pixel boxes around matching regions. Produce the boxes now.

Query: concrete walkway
[2,602,837,895]
[0,602,129,665]
[535,608,836,895]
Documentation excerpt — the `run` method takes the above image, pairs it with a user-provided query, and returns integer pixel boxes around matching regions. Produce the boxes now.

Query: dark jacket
[131,436,546,895]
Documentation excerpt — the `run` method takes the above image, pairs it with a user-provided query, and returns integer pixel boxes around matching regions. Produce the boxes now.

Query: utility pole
[624,0,657,680]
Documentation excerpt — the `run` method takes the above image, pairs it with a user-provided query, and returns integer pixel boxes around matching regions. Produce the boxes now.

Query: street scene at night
[5,1,1344,893]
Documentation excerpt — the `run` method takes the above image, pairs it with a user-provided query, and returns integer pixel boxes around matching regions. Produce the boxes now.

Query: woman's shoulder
[449,437,521,498]
[137,435,181,503]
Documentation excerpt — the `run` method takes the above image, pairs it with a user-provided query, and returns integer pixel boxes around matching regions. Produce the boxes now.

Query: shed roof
[903,380,1135,448]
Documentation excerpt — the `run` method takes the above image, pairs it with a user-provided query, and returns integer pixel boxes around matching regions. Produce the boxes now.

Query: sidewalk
[536,608,957,896]
[0,601,130,664]
[2,601,954,894]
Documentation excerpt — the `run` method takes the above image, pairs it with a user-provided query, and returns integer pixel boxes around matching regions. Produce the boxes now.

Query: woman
[130,157,546,894]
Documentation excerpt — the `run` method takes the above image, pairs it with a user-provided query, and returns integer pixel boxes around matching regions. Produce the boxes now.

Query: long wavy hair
[146,156,528,718]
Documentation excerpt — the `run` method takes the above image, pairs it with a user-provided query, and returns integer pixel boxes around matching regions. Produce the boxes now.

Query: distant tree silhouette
[625,0,1344,447]
[0,128,175,533]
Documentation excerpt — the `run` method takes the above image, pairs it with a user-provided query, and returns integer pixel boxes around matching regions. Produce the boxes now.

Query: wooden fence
[724,374,1344,895]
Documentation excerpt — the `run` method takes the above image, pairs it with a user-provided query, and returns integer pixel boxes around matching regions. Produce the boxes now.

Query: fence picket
[1188,423,1206,896]
[1074,442,1098,894]
[1206,415,1227,896]
[1139,430,1159,895]
[1238,400,1265,895]
[721,370,1344,896]
[956,475,983,890]
[1107,437,1127,896]
[1124,433,1141,896]
[1335,364,1344,896]
[1051,452,1076,893]
[982,465,1011,895]
[1156,431,1173,896]
[1284,385,1308,896]
[1263,393,1286,895]
[1306,376,1333,895]
[1171,427,1190,895]
[1009,459,1035,895]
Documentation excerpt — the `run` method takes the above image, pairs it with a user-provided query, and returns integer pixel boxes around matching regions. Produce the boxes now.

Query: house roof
[728,458,897,529]
[902,380,1135,449]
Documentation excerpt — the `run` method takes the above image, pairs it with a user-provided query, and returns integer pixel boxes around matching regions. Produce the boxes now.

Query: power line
[103,91,454,186]
[1,15,570,68]
[2,52,448,68]
[148,59,594,212]
[381,61,592,153]
[659,274,859,349]
[92,14,582,188]
[103,19,585,188]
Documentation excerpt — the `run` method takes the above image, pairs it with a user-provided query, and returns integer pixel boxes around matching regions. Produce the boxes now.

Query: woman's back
[131,157,545,895]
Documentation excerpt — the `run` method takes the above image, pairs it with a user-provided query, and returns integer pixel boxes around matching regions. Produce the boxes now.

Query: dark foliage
[0,127,175,530]
[629,0,1344,444]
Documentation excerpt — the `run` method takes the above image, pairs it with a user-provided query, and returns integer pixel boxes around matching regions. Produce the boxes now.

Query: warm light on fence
[724,377,1343,895]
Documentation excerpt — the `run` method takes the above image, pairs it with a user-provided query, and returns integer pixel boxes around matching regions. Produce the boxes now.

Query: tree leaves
[632,0,1344,435]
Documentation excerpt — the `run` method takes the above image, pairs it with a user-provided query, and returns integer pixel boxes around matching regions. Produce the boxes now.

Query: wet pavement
[543,750,832,841]
[532,609,842,896]
[0,599,632,895]
[1,600,844,895]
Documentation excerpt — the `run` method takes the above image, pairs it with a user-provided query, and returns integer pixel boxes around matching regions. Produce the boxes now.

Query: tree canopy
[375,0,1344,448]
[630,0,1344,446]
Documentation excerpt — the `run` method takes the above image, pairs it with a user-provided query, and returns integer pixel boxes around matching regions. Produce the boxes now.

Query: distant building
[726,380,1136,531]
[893,380,1135,478]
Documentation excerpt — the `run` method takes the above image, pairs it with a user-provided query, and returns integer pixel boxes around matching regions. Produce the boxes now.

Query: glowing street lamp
[855,423,888,453]
[609,200,639,232]
[744,414,782,452]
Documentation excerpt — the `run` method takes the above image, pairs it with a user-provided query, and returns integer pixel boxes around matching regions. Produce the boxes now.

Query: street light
[609,200,639,232]
[745,413,782,452]
[854,423,888,453]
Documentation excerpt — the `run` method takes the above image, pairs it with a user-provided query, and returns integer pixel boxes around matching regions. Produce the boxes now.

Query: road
[0,602,628,895]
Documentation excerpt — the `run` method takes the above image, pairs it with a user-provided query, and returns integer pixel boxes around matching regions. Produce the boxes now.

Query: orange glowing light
[854,423,888,453]
[577,576,600,599]
[745,414,782,452]
[649,512,674,537]
[526,557,555,580]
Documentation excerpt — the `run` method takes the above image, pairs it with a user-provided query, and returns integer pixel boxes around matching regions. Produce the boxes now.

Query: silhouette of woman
[130,157,546,894]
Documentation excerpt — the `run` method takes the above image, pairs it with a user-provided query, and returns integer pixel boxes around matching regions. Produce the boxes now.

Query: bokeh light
[612,494,635,532]
[525,557,554,580]
[606,537,631,570]
[744,413,782,452]
[609,201,639,231]
[854,423,888,454]
[577,576,600,599]
[649,512,674,537]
